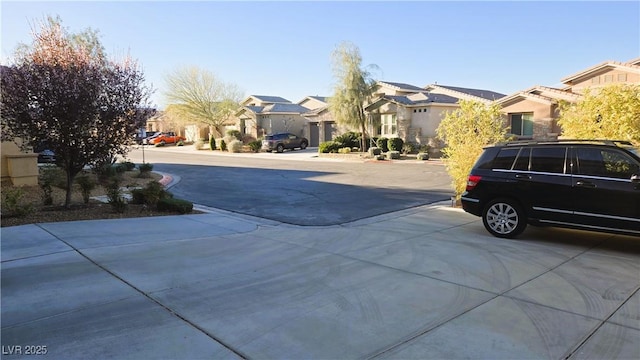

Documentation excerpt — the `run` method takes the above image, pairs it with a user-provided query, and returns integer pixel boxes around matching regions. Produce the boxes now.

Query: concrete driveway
[2,203,638,359]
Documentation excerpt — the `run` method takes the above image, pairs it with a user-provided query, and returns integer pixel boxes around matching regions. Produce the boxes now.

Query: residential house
[298,96,336,147]
[236,95,310,140]
[497,57,640,140]
[365,81,506,154]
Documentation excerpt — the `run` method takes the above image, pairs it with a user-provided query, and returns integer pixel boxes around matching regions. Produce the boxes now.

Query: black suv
[461,140,640,238]
[262,133,308,153]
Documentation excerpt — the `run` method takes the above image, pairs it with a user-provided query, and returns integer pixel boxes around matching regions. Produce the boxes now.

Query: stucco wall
[569,68,640,94]
[1,140,38,186]
[501,99,559,139]
[260,114,308,137]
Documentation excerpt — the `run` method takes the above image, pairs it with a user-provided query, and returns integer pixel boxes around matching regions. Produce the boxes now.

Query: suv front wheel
[482,198,527,238]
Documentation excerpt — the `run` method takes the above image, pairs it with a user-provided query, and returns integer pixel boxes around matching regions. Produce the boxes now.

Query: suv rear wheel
[300,141,308,150]
[276,144,284,153]
[482,198,527,238]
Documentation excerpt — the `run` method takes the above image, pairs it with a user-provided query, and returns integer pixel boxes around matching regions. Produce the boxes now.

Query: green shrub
[334,132,360,149]
[338,147,352,154]
[194,139,205,150]
[368,147,382,156]
[2,187,34,217]
[138,163,153,178]
[209,137,217,150]
[177,140,184,146]
[130,181,171,206]
[228,139,243,153]
[319,141,341,153]
[377,137,389,152]
[120,161,136,171]
[75,175,96,204]
[417,152,430,160]
[106,179,127,213]
[226,129,242,141]
[388,151,401,159]
[220,139,227,151]
[419,144,432,153]
[402,142,417,154]
[157,198,193,214]
[40,165,65,205]
[248,140,262,152]
[388,137,404,152]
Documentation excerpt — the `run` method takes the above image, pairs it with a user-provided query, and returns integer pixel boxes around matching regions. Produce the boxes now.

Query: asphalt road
[125,146,453,225]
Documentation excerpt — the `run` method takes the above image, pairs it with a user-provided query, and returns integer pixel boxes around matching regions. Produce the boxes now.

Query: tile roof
[263,103,310,113]
[429,84,507,101]
[307,96,329,103]
[366,92,460,110]
[377,81,424,92]
[561,61,640,84]
[250,95,291,103]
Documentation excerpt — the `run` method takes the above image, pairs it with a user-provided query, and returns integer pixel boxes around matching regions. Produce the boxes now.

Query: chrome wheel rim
[486,203,519,234]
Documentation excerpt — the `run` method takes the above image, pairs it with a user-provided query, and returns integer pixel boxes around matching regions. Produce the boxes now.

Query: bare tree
[163,66,243,138]
[1,17,154,207]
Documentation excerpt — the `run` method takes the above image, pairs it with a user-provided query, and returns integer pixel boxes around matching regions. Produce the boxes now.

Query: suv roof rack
[498,139,633,147]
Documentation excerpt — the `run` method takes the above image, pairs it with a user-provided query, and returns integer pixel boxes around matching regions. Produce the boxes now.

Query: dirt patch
[1,167,202,228]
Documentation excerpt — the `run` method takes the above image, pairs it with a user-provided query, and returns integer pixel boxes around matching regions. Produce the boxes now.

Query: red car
[148,132,185,145]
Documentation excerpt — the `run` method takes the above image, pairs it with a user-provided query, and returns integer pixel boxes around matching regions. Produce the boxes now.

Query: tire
[276,144,284,153]
[482,198,527,238]
[160,140,166,146]
[300,141,308,150]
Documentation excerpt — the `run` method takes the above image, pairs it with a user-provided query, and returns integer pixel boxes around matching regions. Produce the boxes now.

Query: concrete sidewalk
[2,201,639,359]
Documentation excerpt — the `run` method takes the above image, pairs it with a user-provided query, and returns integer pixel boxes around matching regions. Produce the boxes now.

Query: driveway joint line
[36,225,249,360]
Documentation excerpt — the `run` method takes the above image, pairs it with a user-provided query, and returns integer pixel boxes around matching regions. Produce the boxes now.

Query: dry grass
[1,166,200,228]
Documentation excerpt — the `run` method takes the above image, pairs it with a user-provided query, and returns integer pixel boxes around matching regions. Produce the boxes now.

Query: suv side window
[492,148,520,170]
[530,147,567,174]
[576,147,640,179]
[513,147,531,171]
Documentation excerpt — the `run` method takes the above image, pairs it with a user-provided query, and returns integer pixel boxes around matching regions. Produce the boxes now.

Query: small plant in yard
[210,137,217,151]
[75,175,96,204]
[138,163,153,178]
[2,187,34,217]
[177,140,184,146]
[228,139,243,153]
[106,178,127,213]
[402,142,417,155]
[319,141,340,153]
[39,165,63,205]
[220,139,227,151]
[377,137,389,152]
[226,129,242,141]
[416,153,430,160]
[388,137,404,152]
[248,140,262,153]
[368,147,381,156]
[120,160,136,171]
[157,198,193,214]
[131,181,171,207]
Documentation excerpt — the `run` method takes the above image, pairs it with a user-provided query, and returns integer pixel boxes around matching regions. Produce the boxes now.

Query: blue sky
[2,1,639,109]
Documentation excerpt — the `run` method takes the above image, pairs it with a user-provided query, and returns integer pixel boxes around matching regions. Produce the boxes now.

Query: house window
[618,74,627,82]
[381,114,397,136]
[510,113,534,137]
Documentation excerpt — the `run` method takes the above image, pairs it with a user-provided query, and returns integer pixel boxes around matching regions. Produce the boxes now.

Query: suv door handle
[515,174,531,180]
[576,180,596,188]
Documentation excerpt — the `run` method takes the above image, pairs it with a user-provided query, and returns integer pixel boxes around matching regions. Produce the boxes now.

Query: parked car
[148,132,185,146]
[262,133,308,153]
[461,139,640,238]
[33,142,56,164]
[137,131,158,145]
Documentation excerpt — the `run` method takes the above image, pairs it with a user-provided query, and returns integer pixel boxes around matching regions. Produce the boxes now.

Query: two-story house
[497,57,640,140]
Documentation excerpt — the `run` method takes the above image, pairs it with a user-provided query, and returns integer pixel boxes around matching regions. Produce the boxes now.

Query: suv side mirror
[631,174,640,182]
